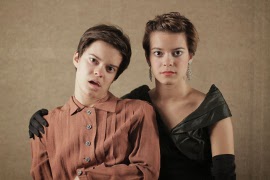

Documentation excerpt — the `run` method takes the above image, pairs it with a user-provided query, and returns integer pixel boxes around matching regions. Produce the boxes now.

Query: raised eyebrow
[173,47,185,51]
[88,53,101,60]
[151,47,185,51]
[88,54,119,69]
[151,47,162,51]
[108,64,119,69]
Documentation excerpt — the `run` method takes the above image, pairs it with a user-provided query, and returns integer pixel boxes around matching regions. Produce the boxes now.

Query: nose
[163,54,173,66]
[94,66,103,78]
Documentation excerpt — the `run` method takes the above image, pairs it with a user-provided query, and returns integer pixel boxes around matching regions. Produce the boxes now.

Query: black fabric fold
[171,84,232,133]
[170,84,232,160]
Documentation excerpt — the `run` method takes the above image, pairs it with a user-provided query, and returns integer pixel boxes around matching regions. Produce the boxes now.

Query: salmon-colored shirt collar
[69,92,119,115]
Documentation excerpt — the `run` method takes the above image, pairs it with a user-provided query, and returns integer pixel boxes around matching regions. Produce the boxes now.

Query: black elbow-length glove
[212,154,236,180]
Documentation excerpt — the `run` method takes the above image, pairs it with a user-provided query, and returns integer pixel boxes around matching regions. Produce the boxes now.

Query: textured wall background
[0,0,269,179]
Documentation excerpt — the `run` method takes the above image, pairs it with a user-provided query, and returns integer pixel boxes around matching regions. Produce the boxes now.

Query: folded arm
[83,102,160,180]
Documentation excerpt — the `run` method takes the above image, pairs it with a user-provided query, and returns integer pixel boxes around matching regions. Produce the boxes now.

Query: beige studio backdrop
[0,0,269,179]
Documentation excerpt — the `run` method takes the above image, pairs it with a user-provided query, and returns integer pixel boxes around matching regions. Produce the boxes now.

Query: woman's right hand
[29,109,49,139]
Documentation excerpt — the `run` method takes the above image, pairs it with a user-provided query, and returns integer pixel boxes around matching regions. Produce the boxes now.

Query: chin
[157,79,175,85]
[163,82,174,85]
[83,87,99,95]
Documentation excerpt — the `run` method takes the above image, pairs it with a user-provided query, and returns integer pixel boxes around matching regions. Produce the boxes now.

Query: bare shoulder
[192,88,205,98]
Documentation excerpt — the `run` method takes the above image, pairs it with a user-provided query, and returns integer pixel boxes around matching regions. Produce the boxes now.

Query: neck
[152,80,192,102]
[74,88,108,107]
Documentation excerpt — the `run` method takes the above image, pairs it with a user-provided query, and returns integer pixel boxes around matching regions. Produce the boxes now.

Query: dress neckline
[169,89,210,133]
[169,84,223,133]
[145,85,219,133]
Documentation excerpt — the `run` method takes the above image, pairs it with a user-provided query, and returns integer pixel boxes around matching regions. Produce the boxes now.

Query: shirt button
[77,169,82,176]
[84,157,91,162]
[85,141,91,146]
[86,124,92,130]
[86,110,91,115]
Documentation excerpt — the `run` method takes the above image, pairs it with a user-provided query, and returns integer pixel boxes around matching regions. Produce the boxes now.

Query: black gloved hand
[29,109,49,139]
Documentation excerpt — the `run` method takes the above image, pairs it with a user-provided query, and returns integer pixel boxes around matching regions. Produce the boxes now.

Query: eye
[153,51,163,57]
[106,66,116,73]
[173,50,183,57]
[89,58,98,64]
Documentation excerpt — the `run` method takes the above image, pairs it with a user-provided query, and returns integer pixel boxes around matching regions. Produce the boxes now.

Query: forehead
[150,31,188,49]
[84,40,122,65]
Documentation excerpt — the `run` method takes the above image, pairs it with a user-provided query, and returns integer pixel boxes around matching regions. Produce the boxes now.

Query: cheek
[150,58,161,68]
[77,68,92,82]
[151,59,162,68]
[177,61,186,67]
[104,77,115,89]
[105,73,116,83]
[177,62,189,75]
[176,57,188,66]
[81,63,94,74]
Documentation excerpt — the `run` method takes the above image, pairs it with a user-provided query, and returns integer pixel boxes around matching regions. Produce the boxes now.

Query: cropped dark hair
[77,24,132,80]
[143,12,199,59]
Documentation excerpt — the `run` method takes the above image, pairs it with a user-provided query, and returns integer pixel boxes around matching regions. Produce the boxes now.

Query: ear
[188,54,194,64]
[146,58,151,66]
[73,52,80,68]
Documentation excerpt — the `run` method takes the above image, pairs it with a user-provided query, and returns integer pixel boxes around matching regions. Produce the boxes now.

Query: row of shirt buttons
[84,110,92,163]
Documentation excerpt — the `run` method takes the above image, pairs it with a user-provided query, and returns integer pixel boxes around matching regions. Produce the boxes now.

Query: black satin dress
[122,84,232,180]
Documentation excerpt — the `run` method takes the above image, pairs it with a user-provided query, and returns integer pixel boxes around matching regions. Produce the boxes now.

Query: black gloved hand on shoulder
[28,109,49,139]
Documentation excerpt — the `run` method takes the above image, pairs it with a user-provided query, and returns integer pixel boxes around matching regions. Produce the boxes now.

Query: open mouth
[89,80,101,87]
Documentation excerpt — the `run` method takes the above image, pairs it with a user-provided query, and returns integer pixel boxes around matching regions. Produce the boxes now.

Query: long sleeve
[30,135,52,179]
[84,102,160,180]
[128,102,160,179]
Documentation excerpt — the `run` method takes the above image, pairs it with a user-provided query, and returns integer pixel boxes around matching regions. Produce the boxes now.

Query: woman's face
[149,31,192,85]
[73,40,122,99]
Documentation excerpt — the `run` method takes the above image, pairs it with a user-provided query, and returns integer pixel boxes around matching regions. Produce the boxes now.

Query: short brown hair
[143,12,199,59]
[77,24,131,80]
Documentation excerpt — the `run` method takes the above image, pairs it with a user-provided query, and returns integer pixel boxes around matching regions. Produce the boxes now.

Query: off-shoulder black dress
[122,84,232,180]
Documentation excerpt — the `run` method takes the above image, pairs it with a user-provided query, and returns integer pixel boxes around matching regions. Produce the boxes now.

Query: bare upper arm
[209,117,234,157]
